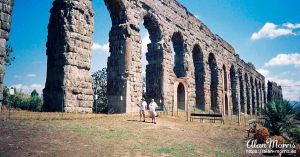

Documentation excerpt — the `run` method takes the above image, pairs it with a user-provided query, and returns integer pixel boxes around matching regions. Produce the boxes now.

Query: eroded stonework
[43,0,94,112]
[103,0,266,115]
[0,0,13,110]
[267,81,283,102]
[44,0,277,114]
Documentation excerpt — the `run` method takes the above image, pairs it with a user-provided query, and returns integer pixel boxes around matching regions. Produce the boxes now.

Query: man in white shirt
[149,98,158,124]
[137,97,147,122]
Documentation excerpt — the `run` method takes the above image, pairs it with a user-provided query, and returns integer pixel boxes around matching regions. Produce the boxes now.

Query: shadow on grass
[127,120,154,124]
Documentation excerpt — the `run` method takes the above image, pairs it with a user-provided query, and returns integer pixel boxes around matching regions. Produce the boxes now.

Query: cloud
[11,84,44,95]
[27,74,37,78]
[251,22,294,40]
[257,68,269,76]
[258,53,300,100]
[264,53,300,67]
[283,22,300,29]
[141,32,151,54]
[92,42,109,53]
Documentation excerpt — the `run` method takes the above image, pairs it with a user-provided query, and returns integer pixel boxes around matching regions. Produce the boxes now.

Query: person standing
[149,98,158,124]
[137,97,147,122]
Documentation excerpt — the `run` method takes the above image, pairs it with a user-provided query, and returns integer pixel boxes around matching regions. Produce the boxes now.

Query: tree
[4,45,15,66]
[3,86,10,105]
[262,100,295,135]
[4,90,43,112]
[31,89,39,97]
[92,68,107,113]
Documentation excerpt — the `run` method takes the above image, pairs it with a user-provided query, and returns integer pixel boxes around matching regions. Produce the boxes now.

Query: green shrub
[5,90,43,112]
[28,96,43,111]
[289,128,300,143]
[262,100,295,135]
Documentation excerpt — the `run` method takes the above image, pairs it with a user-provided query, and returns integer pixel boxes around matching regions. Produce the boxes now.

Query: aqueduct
[0,0,283,115]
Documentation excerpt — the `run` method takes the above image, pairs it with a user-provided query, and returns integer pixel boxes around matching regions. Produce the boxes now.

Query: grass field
[0,111,255,157]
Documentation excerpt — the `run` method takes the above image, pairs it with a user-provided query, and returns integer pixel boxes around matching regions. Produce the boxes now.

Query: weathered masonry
[0,0,285,115]
[103,0,269,115]
[42,0,272,116]
[0,0,13,111]
[267,81,283,102]
[43,0,94,112]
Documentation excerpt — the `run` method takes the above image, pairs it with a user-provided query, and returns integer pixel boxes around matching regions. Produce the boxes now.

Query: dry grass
[0,111,255,157]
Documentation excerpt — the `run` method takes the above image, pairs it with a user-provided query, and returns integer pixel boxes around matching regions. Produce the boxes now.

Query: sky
[5,0,300,101]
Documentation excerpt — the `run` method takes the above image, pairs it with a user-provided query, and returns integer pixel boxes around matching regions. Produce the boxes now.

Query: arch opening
[225,94,229,115]
[230,66,238,115]
[171,32,186,78]
[245,73,251,114]
[140,14,162,101]
[255,80,260,115]
[177,83,186,111]
[223,65,228,91]
[104,0,127,25]
[250,77,255,115]
[209,53,218,112]
[192,44,205,110]
[239,73,245,113]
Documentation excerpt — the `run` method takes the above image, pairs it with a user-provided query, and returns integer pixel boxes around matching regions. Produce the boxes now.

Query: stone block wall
[267,81,283,102]
[103,0,267,115]
[43,0,278,114]
[43,0,94,112]
[0,0,13,110]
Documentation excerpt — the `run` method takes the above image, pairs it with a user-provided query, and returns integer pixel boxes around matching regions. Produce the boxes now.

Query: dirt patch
[0,113,253,157]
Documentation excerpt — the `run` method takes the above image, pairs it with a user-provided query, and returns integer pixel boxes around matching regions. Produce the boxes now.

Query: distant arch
[222,65,228,91]
[255,80,259,115]
[250,77,255,115]
[192,44,205,110]
[225,94,229,115]
[208,53,218,112]
[245,73,251,114]
[239,71,245,113]
[230,65,238,115]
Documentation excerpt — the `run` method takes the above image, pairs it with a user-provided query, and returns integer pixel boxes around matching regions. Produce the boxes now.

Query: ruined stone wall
[44,0,269,114]
[104,0,266,114]
[267,81,283,102]
[0,0,13,110]
[44,0,94,112]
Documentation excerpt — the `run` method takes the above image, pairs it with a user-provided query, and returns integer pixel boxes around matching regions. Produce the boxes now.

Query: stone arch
[225,94,229,115]
[245,73,251,114]
[255,79,259,115]
[142,14,162,42]
[262,84,266,104]
[192,44,205,110]
[250,77,255,115]
[171,31,186,78]
[177,83,186,110]
[230,65,238,115]
[222,65,228,91]
[208,53,218,112]
[238,70,245,113]
[139,13,163,101]
[39,0,273,114]
[259,81,263,112]
[104,0,127,25]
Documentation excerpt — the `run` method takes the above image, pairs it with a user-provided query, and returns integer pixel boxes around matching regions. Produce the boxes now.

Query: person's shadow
[127,120,153,123]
